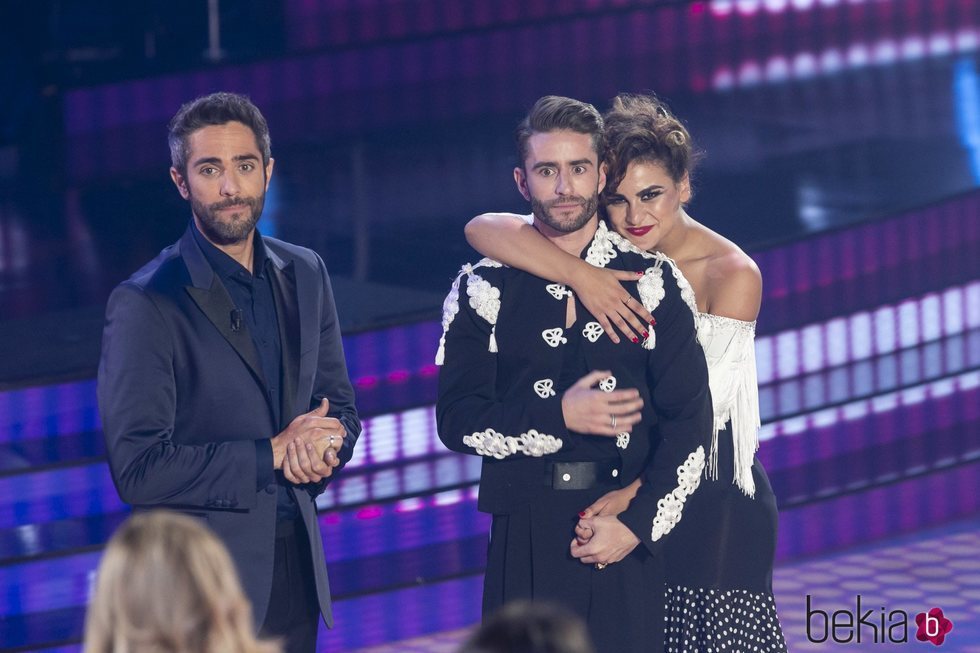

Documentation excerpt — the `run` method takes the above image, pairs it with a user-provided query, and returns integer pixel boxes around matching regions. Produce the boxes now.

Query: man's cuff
[255,439,274,490]
[618,492,658,556]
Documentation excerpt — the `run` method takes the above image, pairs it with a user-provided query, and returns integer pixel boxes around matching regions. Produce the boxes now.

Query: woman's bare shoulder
[699,228,761,321]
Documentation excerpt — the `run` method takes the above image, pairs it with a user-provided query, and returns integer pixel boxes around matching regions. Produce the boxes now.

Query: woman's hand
[568,265,654,344]
[570,515,641,566]
[561,371,643,436]
[573,479,641,545]
[582,478,641,519]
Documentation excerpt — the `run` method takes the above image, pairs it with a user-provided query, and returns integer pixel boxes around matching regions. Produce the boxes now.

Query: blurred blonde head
[83,511,279,653]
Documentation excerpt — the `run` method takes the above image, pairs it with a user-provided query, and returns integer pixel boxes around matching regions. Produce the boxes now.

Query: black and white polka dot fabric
[665,585,788,652]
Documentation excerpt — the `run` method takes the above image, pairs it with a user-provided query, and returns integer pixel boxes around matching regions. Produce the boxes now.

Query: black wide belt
[545,460,622,490]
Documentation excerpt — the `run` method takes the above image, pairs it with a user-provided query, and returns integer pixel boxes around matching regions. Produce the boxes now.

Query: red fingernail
[631,336,639,343]
[642,331,648,338]
[649,317,656,325]
[635,271,643,277]
[578,511,587,518]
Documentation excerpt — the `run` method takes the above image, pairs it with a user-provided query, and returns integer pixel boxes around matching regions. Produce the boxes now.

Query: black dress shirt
[192,222,297,521]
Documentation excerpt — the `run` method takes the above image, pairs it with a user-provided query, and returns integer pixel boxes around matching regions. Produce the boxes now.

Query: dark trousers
[260,519,320,653]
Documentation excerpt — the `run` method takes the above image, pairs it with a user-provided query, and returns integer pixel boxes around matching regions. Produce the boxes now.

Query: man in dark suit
[98,92,359,652]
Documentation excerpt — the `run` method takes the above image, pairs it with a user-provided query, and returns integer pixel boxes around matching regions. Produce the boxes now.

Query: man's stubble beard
[191,193,265,246]
[530,191,600,234]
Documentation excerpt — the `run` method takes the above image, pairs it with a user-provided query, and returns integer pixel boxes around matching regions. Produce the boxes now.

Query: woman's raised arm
[465,213,654,343]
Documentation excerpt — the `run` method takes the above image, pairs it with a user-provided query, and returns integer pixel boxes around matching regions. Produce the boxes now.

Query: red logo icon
[915,608,953,646]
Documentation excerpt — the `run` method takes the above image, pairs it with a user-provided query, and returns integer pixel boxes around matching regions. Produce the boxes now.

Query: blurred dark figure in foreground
[459,601,595,653]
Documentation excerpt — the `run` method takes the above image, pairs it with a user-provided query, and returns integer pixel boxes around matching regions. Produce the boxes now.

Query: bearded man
[436,96,712,652]
[98,92,360,653]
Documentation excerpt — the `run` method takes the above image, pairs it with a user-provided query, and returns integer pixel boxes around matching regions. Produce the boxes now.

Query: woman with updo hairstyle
[83,511,280,653]
[601,94,698,195]
[466,93,787,651]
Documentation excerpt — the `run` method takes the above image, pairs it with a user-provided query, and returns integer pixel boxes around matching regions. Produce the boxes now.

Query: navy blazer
[98,225,360,627]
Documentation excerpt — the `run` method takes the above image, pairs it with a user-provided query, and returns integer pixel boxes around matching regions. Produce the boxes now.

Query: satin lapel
[185,277,267,391]
[270,261,300,429]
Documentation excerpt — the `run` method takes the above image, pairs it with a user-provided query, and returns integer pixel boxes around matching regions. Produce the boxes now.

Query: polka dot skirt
[665,585,787,652]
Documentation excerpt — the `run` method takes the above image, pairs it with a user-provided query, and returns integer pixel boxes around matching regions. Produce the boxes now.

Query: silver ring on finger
[610,414,617,429]
[623,296,632,306]
[595,562,608,570]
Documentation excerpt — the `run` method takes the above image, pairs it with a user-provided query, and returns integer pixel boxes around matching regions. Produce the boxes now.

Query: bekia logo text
[807,595,953,646]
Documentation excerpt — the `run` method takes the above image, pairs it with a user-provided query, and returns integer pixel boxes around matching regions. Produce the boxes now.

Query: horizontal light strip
[760,327,979,421]
[317,452,481,510]
[319,488,484,562]
[759,368,979,441]
[710,0,893,16]
[756,281,980,383]
[712,27,980,90]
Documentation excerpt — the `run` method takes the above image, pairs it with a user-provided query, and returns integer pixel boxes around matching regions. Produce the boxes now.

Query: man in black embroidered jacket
[436,96,712,652]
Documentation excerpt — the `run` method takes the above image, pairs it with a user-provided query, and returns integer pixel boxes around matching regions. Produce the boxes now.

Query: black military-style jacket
[436,222,713,556]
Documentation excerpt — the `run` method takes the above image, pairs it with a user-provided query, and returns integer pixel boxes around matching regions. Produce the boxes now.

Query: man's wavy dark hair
[515,95,604,168]
[168,92,271,175]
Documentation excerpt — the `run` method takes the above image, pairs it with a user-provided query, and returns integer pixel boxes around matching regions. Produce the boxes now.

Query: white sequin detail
[462,428,563,459]
[651,446,705,542]
[541,328,568,347]
[598,376,617,392]
[533,379,556,399]
[616,432,630,449]
[582,321,604,342]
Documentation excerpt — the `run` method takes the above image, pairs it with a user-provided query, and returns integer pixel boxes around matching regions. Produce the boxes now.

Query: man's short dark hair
[515,96,604,167]
[167,92,271,175]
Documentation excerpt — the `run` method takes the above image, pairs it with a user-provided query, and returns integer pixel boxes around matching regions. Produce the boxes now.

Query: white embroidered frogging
[462,428,563,459]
